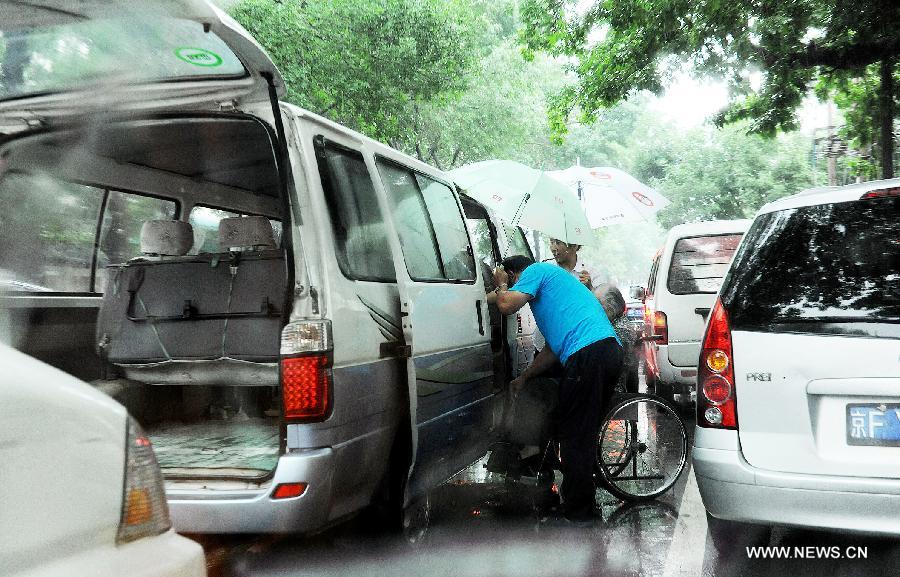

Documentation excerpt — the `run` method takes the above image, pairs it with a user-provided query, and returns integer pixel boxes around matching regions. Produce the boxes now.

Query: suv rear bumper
[167,448,335,534]
[693,428,900,536]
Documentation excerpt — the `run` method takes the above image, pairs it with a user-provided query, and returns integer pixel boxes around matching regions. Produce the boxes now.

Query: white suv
[693,180,899,543]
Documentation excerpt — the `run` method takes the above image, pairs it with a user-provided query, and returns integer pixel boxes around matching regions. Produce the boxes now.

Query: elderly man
[489,255,623,525]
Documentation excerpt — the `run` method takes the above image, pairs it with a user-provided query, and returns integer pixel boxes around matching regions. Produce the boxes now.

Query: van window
[95,191,177,289]
[722,197,899,338]
[378,161,475,282]
[667,234,742,294]
[502,223,533,259]
[188,206,281,254]
[0,18,246,101]
[647,252,661,296]
[417,174,476,282]
[317,144,396,282]
[0,174,103,293]
[462,201,498,290]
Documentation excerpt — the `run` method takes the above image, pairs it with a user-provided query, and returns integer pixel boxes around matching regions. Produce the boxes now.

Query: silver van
[0,1,534,534]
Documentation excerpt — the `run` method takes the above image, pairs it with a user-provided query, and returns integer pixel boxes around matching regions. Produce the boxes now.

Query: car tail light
[652,311,668,345]
[697,298,737,429]
[280,320,333,422]
[116,417,171,544]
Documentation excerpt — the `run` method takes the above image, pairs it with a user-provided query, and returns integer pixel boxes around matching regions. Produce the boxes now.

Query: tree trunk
[879,58,895,179]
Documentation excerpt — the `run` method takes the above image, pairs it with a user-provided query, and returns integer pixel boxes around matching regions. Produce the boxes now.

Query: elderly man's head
[595,284,626,321]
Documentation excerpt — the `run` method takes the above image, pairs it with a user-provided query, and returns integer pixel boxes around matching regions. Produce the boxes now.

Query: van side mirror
[629,286,645,301]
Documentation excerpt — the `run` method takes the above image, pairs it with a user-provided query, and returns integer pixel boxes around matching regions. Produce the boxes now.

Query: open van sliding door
[370,157,494,505]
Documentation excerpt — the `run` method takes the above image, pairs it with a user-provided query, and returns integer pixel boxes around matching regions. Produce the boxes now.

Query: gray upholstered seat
[96,217,285,385]
[139,219,193,257]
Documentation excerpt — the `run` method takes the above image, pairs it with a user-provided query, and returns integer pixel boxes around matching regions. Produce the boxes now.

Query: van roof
[758,177,900,214]
[665,219,752,239]
[284,103,454,186]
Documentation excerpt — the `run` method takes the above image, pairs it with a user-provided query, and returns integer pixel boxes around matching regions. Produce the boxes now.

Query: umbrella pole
[505,193,531,254]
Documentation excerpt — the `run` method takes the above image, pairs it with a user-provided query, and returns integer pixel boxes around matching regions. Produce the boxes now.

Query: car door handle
[695,307,711,319]
[476,300,485,336]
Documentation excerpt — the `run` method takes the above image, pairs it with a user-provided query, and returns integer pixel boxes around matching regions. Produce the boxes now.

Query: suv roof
[759,177,900,214]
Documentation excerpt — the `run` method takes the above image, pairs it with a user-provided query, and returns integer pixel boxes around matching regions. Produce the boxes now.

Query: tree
[519,0,900,177]
[816,65,900,180]
[630,123,815,230]
[397,41,566,169]
[228,0,481,144]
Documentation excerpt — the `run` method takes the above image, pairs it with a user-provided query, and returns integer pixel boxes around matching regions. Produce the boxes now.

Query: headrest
[140,220,193,256]
[218,216,276,251]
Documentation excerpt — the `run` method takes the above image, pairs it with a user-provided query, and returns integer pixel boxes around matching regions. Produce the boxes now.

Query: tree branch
[791,39,900,70]
[450,148,462,168]
[430,150,444,170]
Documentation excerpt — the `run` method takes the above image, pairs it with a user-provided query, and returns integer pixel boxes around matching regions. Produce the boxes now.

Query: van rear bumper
[694,428,900,536]
[167,448,335,534]
[652,346,696,401]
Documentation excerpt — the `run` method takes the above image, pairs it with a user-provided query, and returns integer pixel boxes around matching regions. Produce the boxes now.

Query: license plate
[846,403,900,446]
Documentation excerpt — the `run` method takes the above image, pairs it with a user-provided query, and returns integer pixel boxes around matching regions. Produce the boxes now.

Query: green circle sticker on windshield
[175,47,224,67]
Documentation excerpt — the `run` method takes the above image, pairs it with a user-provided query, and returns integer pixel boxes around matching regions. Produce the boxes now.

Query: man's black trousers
[557,337,624,521]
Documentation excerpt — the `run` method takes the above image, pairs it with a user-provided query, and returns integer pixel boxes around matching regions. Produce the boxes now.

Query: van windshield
[0,17,245,101]
[721,197,899,338]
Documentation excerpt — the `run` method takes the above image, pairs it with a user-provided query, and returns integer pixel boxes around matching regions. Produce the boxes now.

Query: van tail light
[117,417,171,544]
[653,311,668,345]
[697,298,737,429]
[280,320,333,422]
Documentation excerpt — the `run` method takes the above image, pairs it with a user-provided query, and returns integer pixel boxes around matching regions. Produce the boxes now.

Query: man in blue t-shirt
[488,255,623,525]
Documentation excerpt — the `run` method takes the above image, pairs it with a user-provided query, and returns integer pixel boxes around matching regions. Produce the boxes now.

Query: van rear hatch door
[721,194,899,478]
[0,0,284,124]
[665,232,744,367]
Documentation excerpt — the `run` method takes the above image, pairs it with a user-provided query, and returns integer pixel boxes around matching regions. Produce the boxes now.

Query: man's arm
[510,346,558,395]
[494,289,531,315]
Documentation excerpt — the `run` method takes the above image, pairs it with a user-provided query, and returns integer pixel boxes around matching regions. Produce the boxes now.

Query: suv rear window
[721,197,899,338]
[667,234,743,294]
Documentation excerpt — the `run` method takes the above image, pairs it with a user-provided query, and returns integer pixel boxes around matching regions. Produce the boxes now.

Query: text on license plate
[846,403,900,446]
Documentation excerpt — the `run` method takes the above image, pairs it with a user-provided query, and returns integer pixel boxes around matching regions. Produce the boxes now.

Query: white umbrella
[450,160,595,246]
[547,166,670,228]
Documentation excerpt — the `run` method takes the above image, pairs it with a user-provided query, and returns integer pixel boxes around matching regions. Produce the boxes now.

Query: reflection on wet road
[190,414,899,577]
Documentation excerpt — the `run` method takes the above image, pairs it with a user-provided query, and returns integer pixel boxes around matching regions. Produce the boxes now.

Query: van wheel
[402,494,431,544]
[367,428,411,533]
[706,511,771,553]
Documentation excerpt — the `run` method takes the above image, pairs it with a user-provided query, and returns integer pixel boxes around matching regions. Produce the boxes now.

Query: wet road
[189,415,899,577]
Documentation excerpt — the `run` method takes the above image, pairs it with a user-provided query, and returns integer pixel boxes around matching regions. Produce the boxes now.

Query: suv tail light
[697,298,737,429]
[280,320,333,422]
[116,417,171,544]
[652,311,668,345]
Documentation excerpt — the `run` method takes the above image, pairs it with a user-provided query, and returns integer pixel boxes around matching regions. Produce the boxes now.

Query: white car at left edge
[0,344,206,577]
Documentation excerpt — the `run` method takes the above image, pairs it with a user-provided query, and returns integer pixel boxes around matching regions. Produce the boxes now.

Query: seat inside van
[96,215,285,385]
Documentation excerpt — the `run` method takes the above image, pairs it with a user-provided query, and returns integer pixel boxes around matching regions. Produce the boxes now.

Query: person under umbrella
[488,255,623,526]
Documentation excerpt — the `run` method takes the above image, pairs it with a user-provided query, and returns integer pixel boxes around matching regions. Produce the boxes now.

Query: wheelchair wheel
[597,394,688,501]
[597,415,633,477]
